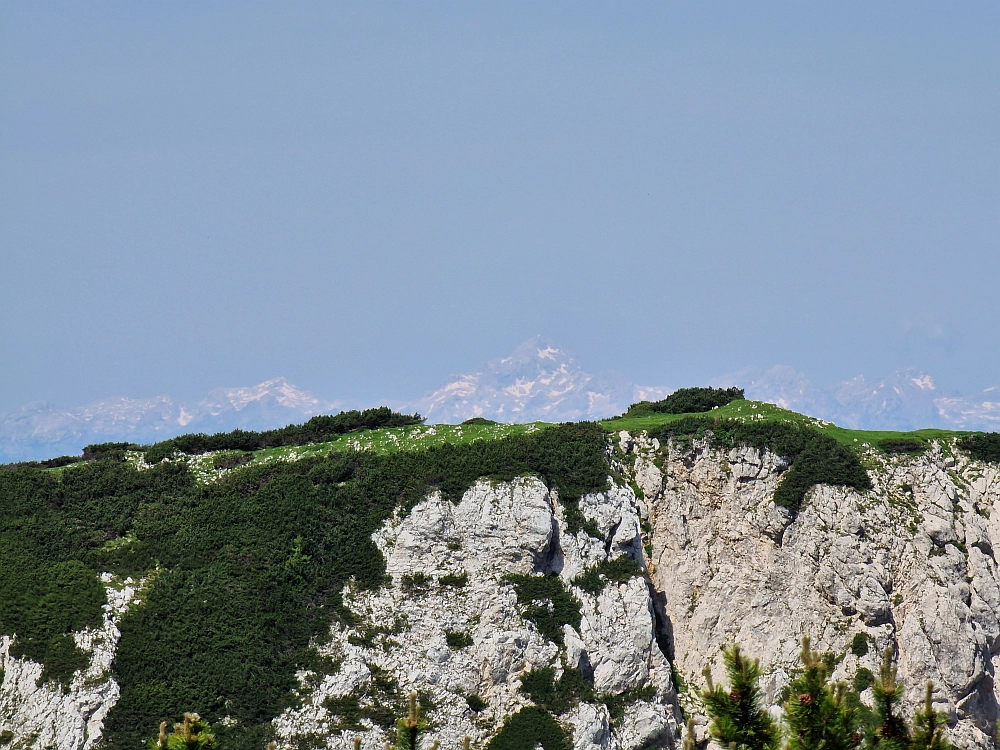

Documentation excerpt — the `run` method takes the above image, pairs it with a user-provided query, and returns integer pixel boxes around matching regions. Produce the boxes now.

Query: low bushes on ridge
[621,386,745,419]
[142,406,423,462]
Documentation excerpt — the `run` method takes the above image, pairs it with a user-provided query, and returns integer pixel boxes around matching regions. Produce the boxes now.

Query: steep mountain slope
[2,403,999,750]
[619,430,1000,749]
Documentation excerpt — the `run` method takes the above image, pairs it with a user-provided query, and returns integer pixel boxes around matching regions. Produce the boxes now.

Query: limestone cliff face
[273,477,681,750]
[618,431,1000,750]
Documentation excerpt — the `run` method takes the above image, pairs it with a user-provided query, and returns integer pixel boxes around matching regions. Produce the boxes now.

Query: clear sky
[2,2,997,413]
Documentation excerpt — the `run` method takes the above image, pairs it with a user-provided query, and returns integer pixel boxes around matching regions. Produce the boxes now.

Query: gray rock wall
[620,430,1000,750]
[272,476,681,750]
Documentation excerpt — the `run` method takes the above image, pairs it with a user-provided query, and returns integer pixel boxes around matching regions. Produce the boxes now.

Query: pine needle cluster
[700,645,780,750]
[148,714,215,750]
[783,638,860,750]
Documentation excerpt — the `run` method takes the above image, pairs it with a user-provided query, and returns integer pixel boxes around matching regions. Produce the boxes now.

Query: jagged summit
[409,335,669,423]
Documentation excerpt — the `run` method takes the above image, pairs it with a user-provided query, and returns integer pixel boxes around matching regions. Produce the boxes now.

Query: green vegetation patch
[505,573,582,645]
[602,685,656,725]
[560,499,602,538]
[0,421,608,750]
[602,399,968,453]
[519,667,593,715]
[445,630,473,649]
[439,572,468,588]
[487,707,570,750]
[465,694,487,713]
[853,667,875,693]
[323,664,406,730]
[959,433,1000,464]
[400,572,433,596]
[0,461,195,687]
[649,417,872,513]
[572,556,644,595]
[877,437,928,455]
[620,387,745,419]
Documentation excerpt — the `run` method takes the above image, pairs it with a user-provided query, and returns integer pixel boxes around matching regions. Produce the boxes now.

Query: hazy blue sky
[2,2,998,413]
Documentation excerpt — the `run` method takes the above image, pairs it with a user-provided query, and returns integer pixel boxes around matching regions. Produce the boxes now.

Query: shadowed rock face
[620,430,1000,750]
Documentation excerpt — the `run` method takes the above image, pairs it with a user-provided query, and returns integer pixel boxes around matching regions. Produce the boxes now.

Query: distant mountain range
[408,336,670,424]
[0,379,338,463]
[2,337,997,462]
[717,365,1000,432]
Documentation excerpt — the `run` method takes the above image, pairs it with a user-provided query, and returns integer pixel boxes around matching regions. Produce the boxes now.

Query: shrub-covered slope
[1,422,608,750]
[2,394,998,750]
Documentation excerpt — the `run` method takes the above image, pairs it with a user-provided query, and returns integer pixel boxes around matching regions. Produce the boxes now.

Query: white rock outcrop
[0,576,141,750]
[272,477,680,750]
[617,431,1000,750]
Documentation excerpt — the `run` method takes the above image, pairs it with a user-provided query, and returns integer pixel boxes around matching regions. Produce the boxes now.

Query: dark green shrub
[850,633,869,657]
[0,466,112,687]
[520,668,558,707]
[572,556,644,595]
[0,421,608,750]
[878,438,927,455]
[462,417,497,425]
[487,707,570,750]
[622,387,745,418]
[445,630,473,649]
[322,667,403,732]
[701,645,780,750]
[602,685,655,723]
[959,433,1000,464]
[400,572,433,595]
[143,407,423,462]
[561,499,602,538]
[854,667,875,693]
[520,667,594,715]
[505,573,582,645]
[82,442,139,462]
[465,694,487,713]
[40,455,84,468]
[439,572,468,588]
[212,453,253,471]
[562,501,601,537]
[322,695,363,730]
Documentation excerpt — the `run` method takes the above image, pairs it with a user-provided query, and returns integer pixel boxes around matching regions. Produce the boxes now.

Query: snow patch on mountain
[409,336,670,424]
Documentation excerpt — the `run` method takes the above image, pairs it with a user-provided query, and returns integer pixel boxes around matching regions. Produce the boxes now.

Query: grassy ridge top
[166,400,976,486]
[26,400,982,481]
[600,399,971,450]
